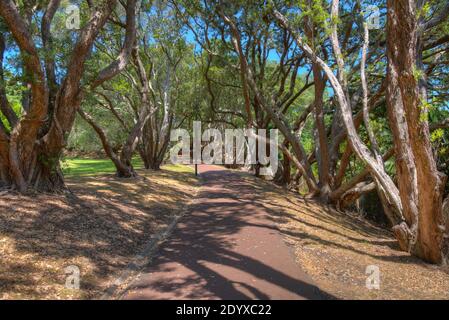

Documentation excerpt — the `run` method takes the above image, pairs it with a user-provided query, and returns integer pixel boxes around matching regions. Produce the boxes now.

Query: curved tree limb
[90,0,137,89]
[271,3,403,216]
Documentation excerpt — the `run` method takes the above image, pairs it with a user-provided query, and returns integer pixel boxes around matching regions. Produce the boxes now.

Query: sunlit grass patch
[62,157,144,177]
[161,163,194,173]
[62,157,194,177]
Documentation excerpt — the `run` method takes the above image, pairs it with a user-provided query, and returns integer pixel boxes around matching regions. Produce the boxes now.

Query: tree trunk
[386,0,447,263]
[139,59,174,171]
[279,146,291,186]
[304,16,331,201]
[312,65,331,201]
[78,108,136,178]
[0,0,137,192]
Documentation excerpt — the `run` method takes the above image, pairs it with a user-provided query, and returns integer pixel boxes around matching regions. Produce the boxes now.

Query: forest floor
[263,183,449,299]
[0,163,198,299]
[118,165,449,300]
[1,162,448,299]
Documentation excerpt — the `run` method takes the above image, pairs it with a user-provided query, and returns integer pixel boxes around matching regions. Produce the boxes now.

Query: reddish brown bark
[386,0,447,263]
[0,0,138,192]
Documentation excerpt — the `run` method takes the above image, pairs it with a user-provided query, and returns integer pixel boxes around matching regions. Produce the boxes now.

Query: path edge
[99,171,202,300]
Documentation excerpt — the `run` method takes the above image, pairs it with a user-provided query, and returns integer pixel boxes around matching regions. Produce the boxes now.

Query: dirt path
[121,165,330,300]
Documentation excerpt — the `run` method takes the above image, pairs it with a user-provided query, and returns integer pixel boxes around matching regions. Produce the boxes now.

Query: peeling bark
[386,0,447,263]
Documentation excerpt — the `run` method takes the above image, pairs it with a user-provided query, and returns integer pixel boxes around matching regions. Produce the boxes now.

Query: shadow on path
[122,165,334,300]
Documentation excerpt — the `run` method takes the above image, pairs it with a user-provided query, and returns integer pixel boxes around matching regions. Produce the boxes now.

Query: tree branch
[90,0,137,88]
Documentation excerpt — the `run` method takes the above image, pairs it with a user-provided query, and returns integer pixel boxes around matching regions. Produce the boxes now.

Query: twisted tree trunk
[0,0,136,192]
[386,0,448,263]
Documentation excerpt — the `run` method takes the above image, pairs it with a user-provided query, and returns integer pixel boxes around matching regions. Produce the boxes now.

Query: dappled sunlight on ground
[0,165,198,299]
[1,163,447,300]
[257,182,449,299]
[121,165,328,300]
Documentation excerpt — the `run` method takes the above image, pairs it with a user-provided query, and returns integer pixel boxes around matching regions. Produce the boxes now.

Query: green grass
[62,157,144,177]
[62,157,192,177]
[163,163,194,173]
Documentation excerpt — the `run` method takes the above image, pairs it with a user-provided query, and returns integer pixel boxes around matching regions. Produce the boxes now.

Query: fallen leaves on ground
[259,182,449,300]
[0,165,198,299]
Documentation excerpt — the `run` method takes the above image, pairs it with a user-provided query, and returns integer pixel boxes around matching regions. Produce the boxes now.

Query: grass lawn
[61,157,143,177]
[62,157,194,177]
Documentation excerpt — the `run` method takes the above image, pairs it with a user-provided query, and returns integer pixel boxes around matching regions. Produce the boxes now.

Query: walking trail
[121,165,329,299]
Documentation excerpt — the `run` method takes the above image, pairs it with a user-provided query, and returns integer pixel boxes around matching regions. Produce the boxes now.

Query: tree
[139,3,186,170]
[270,0,449,263]
[0,0,137,191]
[385,0,449,263]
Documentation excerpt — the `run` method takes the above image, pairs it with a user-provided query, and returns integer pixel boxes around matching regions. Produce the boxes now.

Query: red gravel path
[121,165,330,300]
